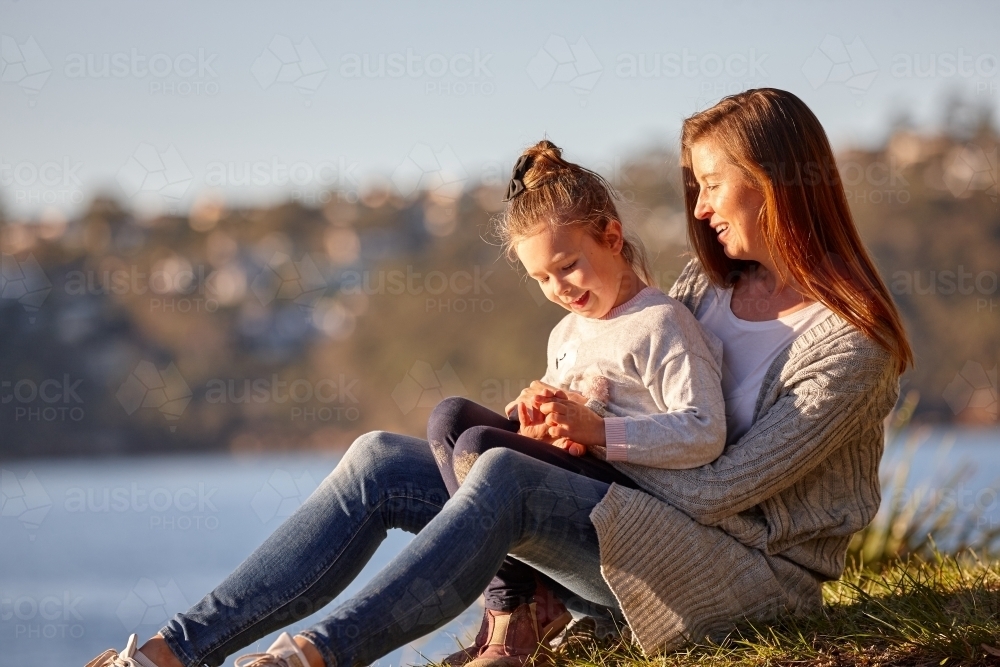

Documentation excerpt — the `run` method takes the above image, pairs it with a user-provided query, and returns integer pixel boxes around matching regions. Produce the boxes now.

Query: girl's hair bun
[519,140,570,189]
[497,139,652,285]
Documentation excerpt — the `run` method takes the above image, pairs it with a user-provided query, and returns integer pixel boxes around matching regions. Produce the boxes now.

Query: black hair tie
[503,155,532,202]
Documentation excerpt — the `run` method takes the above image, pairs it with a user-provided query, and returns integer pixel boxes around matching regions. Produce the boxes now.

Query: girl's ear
[603,219,625,254]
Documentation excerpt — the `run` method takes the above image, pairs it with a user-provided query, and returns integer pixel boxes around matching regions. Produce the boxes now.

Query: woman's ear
[603,219,625,254]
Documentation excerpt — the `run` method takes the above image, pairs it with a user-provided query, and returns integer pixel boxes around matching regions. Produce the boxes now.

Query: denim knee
[337,431,443,494]
[458,447,526,495]
[339,430,404,475]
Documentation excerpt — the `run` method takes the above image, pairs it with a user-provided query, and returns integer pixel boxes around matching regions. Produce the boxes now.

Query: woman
[87,88,911,667]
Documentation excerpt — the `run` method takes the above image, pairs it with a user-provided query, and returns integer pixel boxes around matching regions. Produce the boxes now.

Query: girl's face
[690,139,767,264]
[515,222,629,319]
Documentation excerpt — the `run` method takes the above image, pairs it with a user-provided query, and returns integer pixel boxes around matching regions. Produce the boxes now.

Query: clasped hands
[503,380,606,457]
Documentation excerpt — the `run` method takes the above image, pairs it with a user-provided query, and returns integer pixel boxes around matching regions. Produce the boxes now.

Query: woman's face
[515,222,626,319]
[690,140,767,264]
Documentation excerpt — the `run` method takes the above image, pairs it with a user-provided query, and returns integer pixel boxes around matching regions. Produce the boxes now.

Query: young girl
[428,140,727,667]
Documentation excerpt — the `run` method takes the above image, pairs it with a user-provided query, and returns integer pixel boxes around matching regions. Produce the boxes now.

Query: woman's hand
[539,398,606,447]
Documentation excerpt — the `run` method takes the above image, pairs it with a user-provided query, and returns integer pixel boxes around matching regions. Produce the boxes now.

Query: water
[0,453,483,667]
[2,426,998,667]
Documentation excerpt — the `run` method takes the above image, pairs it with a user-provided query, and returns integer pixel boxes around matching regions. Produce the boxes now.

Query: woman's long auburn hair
[681,88,913,373]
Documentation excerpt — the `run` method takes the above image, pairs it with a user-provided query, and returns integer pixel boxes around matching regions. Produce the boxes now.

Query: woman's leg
[452,425,640,489]
[427,397,541,616]
[452,421,639,614]
[428,397,635,614]
[156,430,451,667]
[298,447,620,667]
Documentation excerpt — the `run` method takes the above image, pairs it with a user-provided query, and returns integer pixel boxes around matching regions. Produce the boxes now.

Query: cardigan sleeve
[615,325,898,525]
[666,258,706,309]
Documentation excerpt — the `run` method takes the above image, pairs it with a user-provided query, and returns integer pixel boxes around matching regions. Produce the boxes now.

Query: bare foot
[137,634,184,667]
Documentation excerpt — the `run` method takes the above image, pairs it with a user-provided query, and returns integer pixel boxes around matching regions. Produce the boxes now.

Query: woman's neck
[731,262,814,322]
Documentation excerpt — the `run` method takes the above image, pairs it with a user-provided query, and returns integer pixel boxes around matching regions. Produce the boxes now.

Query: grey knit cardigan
[589,259,900,653]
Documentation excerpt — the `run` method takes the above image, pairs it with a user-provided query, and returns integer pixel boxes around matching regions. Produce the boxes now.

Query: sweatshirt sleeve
[604,310,727,469]
[616,326,898,525]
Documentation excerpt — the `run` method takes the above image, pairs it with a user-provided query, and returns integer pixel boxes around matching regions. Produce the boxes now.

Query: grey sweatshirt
[539,286,726,469]
[590,259,900,653]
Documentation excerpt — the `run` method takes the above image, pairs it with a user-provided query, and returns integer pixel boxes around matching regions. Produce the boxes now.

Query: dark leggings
[427,396,639,611]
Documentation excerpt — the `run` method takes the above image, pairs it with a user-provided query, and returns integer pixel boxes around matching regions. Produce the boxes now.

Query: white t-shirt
[697,286,832,445]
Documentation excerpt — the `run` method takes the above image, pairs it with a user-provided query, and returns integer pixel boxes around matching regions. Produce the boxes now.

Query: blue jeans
[427,397,639,612]
[160,430,621,667]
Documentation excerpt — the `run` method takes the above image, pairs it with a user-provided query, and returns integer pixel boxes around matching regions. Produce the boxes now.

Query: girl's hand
[504,381,565,421]
[518,421,554,443]
[539,398,606,447]
[552,437,588,457]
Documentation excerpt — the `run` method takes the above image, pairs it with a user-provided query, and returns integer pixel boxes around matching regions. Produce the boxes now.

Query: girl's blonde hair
[496,140,652,284]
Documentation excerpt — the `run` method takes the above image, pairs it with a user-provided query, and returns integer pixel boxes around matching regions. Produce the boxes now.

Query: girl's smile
[514,222,642,319]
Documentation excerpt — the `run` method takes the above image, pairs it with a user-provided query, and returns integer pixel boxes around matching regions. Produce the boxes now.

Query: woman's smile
[712,221,731,244]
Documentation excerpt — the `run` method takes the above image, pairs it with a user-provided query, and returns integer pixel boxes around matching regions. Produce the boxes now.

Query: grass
[550,551,1000,666]
[847,391,1000,570]
[544,395,1000,666]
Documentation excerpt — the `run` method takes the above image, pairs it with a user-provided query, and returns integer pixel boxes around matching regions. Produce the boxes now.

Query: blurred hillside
[1,118,997,459]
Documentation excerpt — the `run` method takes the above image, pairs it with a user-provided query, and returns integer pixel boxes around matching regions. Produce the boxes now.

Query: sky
[1,0,998,220]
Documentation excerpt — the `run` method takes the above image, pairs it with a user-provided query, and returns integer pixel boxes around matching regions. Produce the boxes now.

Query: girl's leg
[156,431,451,667]
[299,447,620,667]
[426,396,518,496]
[452,422,639,613]
[427,397,539,614]
[452,425,640,489]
